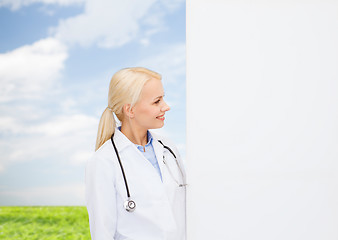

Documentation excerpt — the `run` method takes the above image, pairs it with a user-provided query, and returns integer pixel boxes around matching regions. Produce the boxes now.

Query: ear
[123,104,135,118]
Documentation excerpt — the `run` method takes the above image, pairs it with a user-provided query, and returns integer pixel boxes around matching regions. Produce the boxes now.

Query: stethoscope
[111,135,186,212]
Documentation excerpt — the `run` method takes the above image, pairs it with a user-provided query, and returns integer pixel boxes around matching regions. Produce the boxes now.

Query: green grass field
[0,206,91,240]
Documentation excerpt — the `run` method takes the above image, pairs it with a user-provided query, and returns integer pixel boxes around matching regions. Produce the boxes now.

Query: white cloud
[0,183,85,205]
[28,114,97,137]
[51,0,161,48]
[0,117,22,134]
[139,38,150,47]
[136,43,186,84]
[50,0,185,49]
[0,113,98,164]
[1,0,184,49]
[0,36,95,175]
[0,37,68,102]
[0,0,85,10]
[161,0,185,12]
[70,150,93,165]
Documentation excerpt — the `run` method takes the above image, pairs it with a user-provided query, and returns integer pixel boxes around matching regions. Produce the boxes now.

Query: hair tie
[107,107,113,112]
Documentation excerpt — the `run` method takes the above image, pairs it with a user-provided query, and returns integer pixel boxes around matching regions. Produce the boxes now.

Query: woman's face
[131,78,170,130]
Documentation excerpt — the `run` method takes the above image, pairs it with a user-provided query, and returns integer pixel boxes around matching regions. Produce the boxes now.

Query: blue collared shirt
[118,127,162,181]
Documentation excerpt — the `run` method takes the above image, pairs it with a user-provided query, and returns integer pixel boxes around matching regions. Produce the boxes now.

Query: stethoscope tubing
[111,135,131,198]
[158,140,176,158]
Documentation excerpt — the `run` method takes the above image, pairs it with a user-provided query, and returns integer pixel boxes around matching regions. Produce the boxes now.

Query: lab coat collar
[113,127,160,153]
[112,128,167,184]
[114,127,167,184]
[112,127,135,152]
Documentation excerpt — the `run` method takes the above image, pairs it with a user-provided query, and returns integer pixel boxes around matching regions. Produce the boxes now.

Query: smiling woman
[86,67,186,240]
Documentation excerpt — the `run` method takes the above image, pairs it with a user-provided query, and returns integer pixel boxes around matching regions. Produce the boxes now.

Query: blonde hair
[95,67,162,151]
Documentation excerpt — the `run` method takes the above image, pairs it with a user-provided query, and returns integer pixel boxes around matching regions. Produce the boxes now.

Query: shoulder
[85,139,118,194]
[86,139,117,172]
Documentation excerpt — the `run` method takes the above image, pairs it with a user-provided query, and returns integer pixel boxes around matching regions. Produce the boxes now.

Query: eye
[154,95,164,104]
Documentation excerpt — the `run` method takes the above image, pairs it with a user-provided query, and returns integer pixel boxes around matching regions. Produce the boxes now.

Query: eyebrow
[153,94,165,101]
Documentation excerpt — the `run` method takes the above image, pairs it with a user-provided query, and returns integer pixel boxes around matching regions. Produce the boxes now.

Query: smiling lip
[156,115,165,121]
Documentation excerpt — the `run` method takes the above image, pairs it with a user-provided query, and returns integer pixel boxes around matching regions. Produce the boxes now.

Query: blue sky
[0,0,186,205]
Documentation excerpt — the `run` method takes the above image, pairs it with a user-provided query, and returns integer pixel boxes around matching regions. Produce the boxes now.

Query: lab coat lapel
[151,134,173,195]
[152,137,166,180]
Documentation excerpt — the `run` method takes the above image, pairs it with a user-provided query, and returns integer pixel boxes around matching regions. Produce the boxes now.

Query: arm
[85,154,117,240]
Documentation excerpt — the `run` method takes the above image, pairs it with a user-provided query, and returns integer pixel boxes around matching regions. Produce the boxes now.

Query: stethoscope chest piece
[124,199,136,212]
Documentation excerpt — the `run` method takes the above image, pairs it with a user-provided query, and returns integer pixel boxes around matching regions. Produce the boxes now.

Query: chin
[150,122,164,129]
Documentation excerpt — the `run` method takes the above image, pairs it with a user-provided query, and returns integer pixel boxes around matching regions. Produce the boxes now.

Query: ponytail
[95,107,116,151]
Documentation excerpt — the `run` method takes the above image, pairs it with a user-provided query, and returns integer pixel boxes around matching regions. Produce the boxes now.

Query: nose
[161,100,170,112]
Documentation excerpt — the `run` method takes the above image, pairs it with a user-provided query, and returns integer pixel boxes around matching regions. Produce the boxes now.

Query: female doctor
[85,67,186,240]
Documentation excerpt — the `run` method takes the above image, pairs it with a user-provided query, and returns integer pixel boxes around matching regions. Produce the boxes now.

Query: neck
[120,122,148,146]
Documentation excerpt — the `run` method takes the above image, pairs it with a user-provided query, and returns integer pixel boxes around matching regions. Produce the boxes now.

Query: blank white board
[186,1,338,239]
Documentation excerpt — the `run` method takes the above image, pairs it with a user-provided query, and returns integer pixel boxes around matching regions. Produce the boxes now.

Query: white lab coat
[85,127,186,240]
